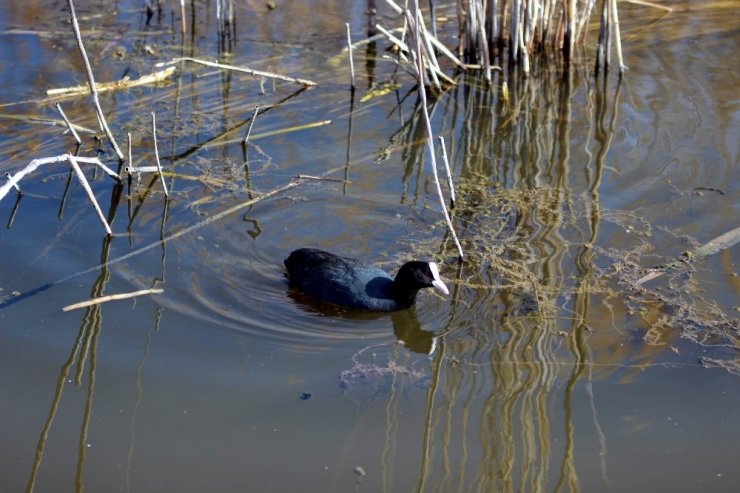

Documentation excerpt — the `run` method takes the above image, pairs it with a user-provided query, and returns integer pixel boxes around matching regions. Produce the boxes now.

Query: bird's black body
[284,248,448,312]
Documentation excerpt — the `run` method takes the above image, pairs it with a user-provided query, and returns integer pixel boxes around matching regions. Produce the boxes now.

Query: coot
[284,248,449,311]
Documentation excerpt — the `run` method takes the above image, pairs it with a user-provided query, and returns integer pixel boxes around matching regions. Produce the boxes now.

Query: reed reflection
[26,180,168,493]
[379,63,626,490]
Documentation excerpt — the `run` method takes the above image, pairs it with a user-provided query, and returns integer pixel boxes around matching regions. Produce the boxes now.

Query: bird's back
[284,248,398,311]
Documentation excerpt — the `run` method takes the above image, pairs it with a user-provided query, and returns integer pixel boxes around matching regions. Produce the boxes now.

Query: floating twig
[54,103,82,144]
[157,57,317,87]
[637,226,740,285]
[345,23,356,90]
[46,67,176,97]
[622,0,673,10]
[123,169,228,188]
[242,105,260,147]
[62,288,164,312]
[295,174,349,183]
[66,0,124,160]
[151,112,169,198]
[125,166,159,173]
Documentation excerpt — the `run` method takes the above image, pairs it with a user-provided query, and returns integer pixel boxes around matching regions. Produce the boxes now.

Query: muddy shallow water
[0,1,738,492]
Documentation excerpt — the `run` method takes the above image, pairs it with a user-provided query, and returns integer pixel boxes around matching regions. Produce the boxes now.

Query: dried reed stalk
[151,112,169,197]
[62,288,164,312]
[1,154,120,235]
[157,57,317,87]
[54,103,81,144]
[67,155,113,235]
[125,166,159,173]
[346,23,356,90]
[409,5,464,260]
[66,0,124,161]
[4,172,22,194]
[437,136,456,208]
[179,0,186,35]
[609,0,626,74]
[46,67,176,96]
[0,155,119,202]
[242,105,260,147]
[455,0,602,71]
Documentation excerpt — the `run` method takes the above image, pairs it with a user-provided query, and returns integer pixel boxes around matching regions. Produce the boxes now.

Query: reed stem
[54,103,82,144]
[151,112,169,198]
[66,0,124,161]
[346,23,356,90]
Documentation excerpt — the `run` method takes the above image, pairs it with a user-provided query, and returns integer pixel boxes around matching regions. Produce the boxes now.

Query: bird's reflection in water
[287,289,436,354]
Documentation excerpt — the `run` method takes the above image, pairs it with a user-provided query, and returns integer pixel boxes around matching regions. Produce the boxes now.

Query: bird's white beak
[429,262,450,296]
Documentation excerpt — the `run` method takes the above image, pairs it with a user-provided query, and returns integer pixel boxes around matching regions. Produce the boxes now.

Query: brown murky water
[0,1,738,492]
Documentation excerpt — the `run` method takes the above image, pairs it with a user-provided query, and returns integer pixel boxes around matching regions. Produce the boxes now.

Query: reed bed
[377,0,625,81]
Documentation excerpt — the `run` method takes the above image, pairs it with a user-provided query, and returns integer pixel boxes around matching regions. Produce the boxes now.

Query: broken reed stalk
[54,103,82,144]
[1,154,119,235]
[157,57,317,87]
[125,166,159,173]
[242,105,259,147]
[409,6,464,260]
[377,19,449,90]
[67,155,113,235]
[62,288,164,312]
[609,0,627,75]
[179,0,186,35]
[66,0,124,161]
[4,172,23,195]
[346,23,356,90]
[0,155,120,202]
[127,132,132,170]
[437,136,456,208]
[151,112,169,197]
[379,0,467,83]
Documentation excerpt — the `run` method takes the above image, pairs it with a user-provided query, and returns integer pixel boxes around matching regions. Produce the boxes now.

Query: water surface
[0,1,738,491]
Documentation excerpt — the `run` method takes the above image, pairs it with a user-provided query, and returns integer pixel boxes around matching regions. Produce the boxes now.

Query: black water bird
[284,248,449,312]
